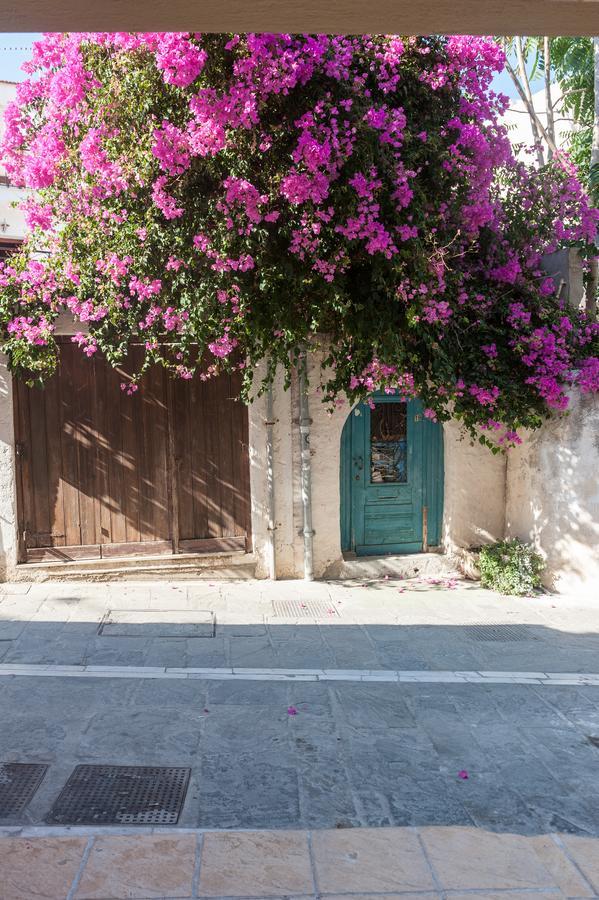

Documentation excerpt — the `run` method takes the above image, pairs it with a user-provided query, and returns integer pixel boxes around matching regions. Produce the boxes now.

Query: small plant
[478,538,544,596]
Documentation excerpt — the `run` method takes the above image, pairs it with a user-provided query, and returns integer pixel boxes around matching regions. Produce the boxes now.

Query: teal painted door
[340,395,443,556]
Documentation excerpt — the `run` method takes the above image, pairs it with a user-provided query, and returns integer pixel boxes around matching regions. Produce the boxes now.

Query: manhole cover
[0,763,48,817]
[99,610,214,638]
[272,598,338,618]
[46,765,190,825]
[463,624,539,642]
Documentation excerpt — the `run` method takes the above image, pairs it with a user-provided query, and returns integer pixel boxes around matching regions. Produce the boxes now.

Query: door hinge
[15,441,25,458]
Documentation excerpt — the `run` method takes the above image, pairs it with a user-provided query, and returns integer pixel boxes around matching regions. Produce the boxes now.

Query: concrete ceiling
[1,0,598,35]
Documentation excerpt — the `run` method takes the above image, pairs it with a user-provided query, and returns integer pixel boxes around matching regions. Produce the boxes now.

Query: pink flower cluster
[0,31,596,439]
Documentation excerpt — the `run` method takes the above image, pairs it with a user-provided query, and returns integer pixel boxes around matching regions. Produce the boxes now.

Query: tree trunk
[516,37,545,167]
[543,37,556,160]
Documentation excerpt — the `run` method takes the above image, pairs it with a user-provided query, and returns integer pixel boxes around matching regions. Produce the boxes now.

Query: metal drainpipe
[265,381,277,580]
[298,348,314,581]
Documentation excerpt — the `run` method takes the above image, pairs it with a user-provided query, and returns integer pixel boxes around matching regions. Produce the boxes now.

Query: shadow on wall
[506,391,599,594]
[12,342,251,557]
[441,420,507,556]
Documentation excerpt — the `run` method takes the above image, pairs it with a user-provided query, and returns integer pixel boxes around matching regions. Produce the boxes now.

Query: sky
[0,33,42,81]
[0,32,543,99]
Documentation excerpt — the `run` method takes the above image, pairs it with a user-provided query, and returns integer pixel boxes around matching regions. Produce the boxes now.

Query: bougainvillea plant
[1,32,598,448]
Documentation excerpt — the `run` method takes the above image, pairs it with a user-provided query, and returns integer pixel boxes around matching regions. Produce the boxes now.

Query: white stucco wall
[506,391,599,595]
[442,420,507,556]
[302,354,348,577]
[275,353,508,578]
[0,356,18,578]
[248,364,297,579]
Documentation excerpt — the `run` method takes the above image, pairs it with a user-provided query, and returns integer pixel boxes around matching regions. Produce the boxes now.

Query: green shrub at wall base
[478,539,544,596]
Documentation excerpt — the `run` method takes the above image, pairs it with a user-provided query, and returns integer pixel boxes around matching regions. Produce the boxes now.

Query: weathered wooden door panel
[172,369,251,549]
[15,342,172,560]
[14,341,251,563]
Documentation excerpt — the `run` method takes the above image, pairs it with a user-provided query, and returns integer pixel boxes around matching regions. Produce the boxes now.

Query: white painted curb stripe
[0,663,597,686]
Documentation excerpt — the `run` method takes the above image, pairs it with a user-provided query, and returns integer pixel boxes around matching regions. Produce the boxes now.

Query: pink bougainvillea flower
[287,706,298,716]
[458,770,469,780]
[0,31,597,445]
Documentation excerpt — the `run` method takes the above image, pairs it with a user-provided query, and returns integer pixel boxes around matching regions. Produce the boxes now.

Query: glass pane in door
[370,403,407,483]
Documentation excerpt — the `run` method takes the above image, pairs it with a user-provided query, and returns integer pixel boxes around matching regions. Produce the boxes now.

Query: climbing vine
[1,32,598,446]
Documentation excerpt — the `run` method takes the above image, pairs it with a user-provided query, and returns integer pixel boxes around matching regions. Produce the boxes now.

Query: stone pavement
[1,577,599,897]
[2,826,599,900]
[3,671,599,833]
[1,577,599,673]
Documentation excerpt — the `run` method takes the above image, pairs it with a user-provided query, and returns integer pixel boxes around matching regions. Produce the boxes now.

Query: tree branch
[504,55,560,160]
[515,36,545,167]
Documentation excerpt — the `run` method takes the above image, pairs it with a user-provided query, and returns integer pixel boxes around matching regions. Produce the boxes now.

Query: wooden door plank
[172,377,194,542]
[70,345,96,547]
[228,370,251,540]
[120,350,142,544]
[27,383,52,544]
[216,374,236,537]
[100,538,172,558]
[92,347,113,546]
[56,345,82,547]
[189,376,210,539]
[104,360,128,544]
[203,372,225,537]
[166,377,179,553]
[178,535,245,554]
[138,361,170,541]
[26,544,101,562]
[43,373,66,547]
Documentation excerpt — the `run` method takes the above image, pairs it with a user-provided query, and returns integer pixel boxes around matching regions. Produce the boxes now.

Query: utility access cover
[272,598,338,618]
[463,624,539,642]
[46,765,190,825]
[0,763,48,818]
[99,610,214,637]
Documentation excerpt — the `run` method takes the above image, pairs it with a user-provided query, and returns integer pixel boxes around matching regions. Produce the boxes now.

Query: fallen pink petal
[458,770,469,780]
[287,706,298,716]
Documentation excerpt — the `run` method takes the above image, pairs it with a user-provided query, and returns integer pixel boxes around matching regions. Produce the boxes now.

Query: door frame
[340,394,444,555]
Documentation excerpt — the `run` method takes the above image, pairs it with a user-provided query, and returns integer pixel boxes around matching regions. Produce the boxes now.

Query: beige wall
[442,420,507,554]
[265,354,508,579]
[506,391,599,595]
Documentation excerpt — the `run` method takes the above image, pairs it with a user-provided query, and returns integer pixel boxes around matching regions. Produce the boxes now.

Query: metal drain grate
[463,624,539,642]
[0,763,48,817]
[272,598,338,618]
[46,765,190,826]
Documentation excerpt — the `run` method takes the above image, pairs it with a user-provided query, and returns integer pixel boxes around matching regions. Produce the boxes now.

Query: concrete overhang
[0,0,597,36]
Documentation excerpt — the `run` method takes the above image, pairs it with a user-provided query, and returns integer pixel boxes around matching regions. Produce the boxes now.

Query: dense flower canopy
[1,32,598,446]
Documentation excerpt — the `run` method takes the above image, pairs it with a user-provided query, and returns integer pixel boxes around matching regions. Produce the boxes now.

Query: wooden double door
[14,341,251,562]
